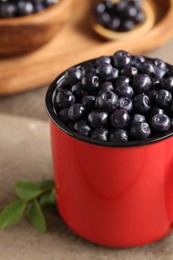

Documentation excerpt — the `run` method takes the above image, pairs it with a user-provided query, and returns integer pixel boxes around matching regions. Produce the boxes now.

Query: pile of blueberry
[94,0,146,32]
[0,0,59,18]
[53,50,173,143]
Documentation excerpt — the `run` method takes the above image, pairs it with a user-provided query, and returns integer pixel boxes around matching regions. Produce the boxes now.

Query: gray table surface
[1,39,173,121]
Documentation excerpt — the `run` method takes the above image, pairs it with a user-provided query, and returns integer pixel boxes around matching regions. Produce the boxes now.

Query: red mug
[46,61,173,248]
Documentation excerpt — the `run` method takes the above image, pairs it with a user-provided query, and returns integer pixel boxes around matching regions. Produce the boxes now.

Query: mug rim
[45,58,173,148]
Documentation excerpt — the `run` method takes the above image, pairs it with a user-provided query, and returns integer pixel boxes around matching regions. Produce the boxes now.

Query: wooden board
[0,0,173,96]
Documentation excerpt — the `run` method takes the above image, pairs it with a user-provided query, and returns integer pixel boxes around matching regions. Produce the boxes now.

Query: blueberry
[150,114,171,133]
[44,0,59,6]
[68,103,86,121]
[98,63,119,81]
[154,67,166,80]
[115,76,130,86]
[74,120,88,131]
[138,61,157,77]
[132,74,152,93]
[152,78,160,86]
[161,77,173,92]
[131,0,143,9]
[0,2,17,18]
[96,56,111,66]
[82,62,95,74]
[113,50,132,69]
[58,108,70,124]
[54,89,75,108]
[88,110,108,128]
[121,66,138,77]
[82,73,100,93]
[134,10,145,23]
[71,83,85,98]
[91,128,108,141]
[104,0,114,10]
[17,1,35,16]
[155,89,172,108]
[94,2,106,14]
[119,97,133,111]
[74,120,91,137]
[116,0,127,12]
[131,114,146,125]
[133,93,151,113]
[96,91,119,112]
[124,5,137,19]
[146,89,157,102]
[119,20,135,32]
[99,63,113,81]
[34,3,44,12]
[130,122,151,140]
[98,81,114,94]
[97,12,111,27]
[111,68,119,81]
[81,95,96,110]
[148,106,165,119]
[65,67,82,84]
[115,84,134,98]
[154,58,167,70]
[165,68,173,78]
[111,109,130,128]
[110,17,120,31]
[109,129,128,142]
[132,55,145,67]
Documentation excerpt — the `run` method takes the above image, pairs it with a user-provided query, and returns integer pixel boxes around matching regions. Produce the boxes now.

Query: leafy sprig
[0,179,56,233]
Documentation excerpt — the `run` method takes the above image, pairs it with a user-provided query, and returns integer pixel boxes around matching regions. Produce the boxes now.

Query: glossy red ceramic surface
[50,120,173,247]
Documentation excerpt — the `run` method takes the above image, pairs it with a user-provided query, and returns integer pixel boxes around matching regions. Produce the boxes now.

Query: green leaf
[28,199,46,233]
[15,181,45,201]
[15,180,54,201]
[40,188,56,209]
[0,179,55,232]
[37,179,54,189]
[0,200,26,230]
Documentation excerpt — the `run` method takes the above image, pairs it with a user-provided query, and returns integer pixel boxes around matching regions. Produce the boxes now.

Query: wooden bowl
[93,0,155,40]
[0,0,71,57]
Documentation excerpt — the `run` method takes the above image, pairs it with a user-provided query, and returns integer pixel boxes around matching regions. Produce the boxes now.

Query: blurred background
[0,0,173,121]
